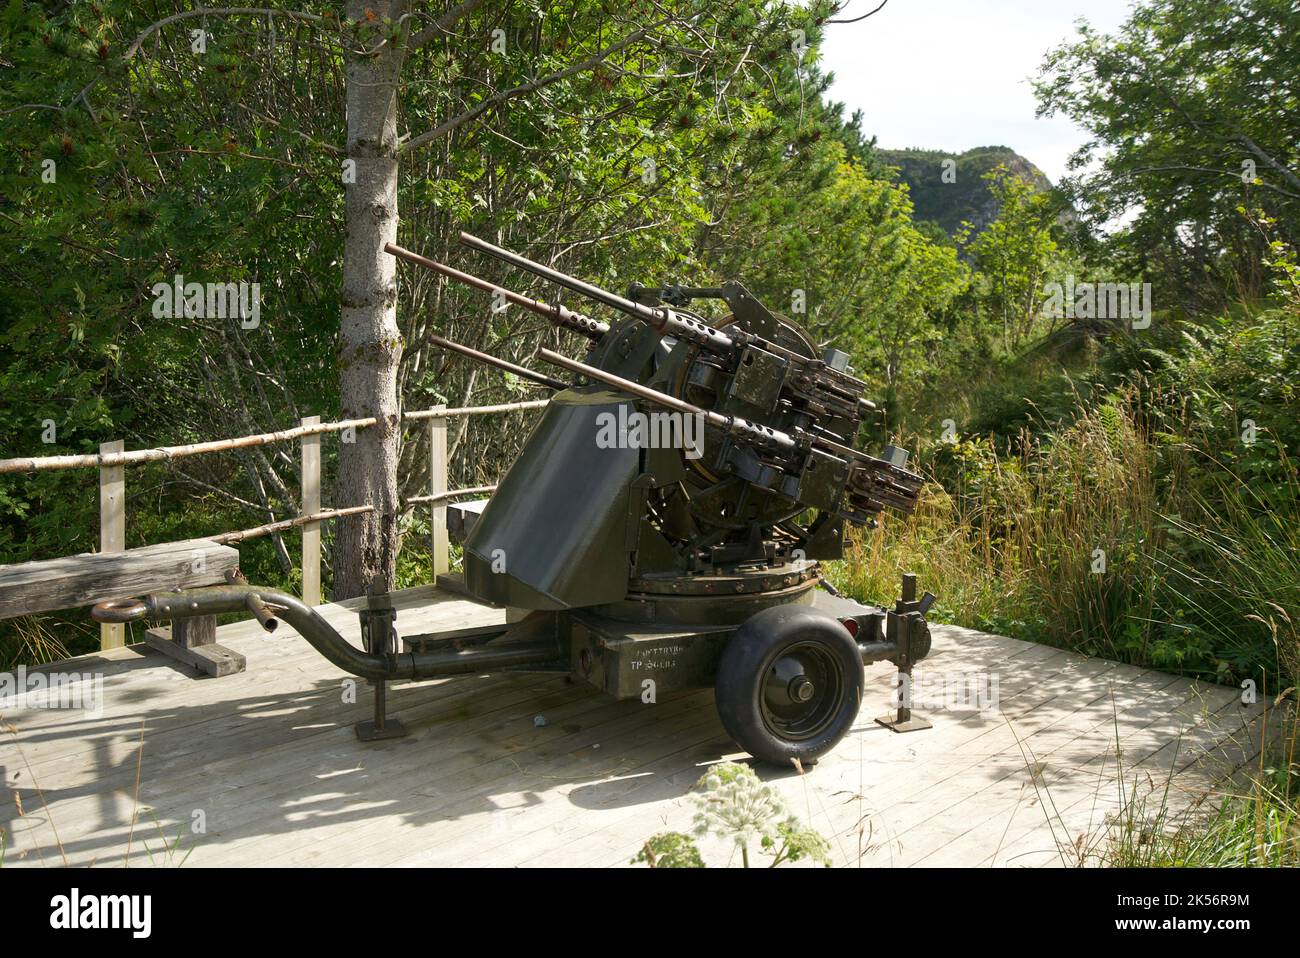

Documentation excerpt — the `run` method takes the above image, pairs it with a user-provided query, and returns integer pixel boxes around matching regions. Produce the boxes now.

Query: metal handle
[91,597,148,623]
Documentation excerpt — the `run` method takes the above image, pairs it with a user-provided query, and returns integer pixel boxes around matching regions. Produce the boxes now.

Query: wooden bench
[0,538,245,677]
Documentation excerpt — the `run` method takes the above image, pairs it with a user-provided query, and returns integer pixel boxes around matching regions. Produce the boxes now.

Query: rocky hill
[876,145,1054,238]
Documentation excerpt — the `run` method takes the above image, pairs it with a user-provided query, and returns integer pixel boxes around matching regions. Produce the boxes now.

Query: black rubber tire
[715,604,864,766]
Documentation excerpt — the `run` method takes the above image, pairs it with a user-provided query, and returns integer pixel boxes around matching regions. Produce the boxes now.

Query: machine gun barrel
[386,242,609,342]
[460,231,660,323]
[536,347,797,454]
[459,232,737,355]
[429,334,567,391]
[457,236,876,422]
[456,233,882,430]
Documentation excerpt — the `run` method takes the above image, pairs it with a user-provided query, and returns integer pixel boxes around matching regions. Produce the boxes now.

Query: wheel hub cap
[789,676,815,702]
[760,641,846,741]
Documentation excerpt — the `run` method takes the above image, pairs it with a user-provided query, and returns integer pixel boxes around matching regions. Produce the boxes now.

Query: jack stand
[876,572,934,733]
[355,585,408,741]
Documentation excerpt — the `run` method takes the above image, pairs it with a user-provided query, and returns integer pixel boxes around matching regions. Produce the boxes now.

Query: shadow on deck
[0,585,1281,868]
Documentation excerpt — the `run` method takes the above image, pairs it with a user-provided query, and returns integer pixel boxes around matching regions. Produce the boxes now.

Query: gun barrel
[459,231,660,322]
[386,243,608,341]
[460,232,742,355]
[429,334,567,391]
[535,347,797,454]
[455,235,889,444]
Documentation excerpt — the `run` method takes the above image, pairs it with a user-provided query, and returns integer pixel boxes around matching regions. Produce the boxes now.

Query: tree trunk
[334,1,407,599]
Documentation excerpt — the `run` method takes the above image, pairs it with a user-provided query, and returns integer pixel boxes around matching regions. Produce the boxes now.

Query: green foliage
[962,166,1063,353]
[832,298,1300,692]
[1094,712,1300,867]
[0,1,341,619]
[1154,457,1300,686]
[703,138,969,406]
[1036,0,1300,308]
[0,616,73,671]
[631,832,705,868]
[761,818,834,868]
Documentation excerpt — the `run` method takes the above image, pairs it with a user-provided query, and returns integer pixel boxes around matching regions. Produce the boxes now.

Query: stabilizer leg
[876,572,933,733]
[355,585,408,741]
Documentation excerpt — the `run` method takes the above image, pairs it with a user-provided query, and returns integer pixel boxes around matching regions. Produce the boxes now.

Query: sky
[818,0,1139,182]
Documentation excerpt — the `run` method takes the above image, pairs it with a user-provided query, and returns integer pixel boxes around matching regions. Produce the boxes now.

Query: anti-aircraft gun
[94,233,941,765]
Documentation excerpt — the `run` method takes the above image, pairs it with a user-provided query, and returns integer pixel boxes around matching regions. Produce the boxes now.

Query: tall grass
[1153,458,1300,689]
[829,391,1299,691]
[0,616,73,671]
[1097,709,1299,867]
[831,396,1164,653]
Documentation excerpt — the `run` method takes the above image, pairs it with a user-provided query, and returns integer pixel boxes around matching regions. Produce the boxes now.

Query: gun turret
[386,236,923,611]
[535,346,922,523]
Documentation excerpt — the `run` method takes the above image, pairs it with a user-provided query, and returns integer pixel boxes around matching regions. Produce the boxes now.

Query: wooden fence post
[301,416,321,606]
[429,406,449,579]
[99,439,125,649]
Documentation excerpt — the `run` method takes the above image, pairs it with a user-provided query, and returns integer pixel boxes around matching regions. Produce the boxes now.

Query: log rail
[0,397,549,648]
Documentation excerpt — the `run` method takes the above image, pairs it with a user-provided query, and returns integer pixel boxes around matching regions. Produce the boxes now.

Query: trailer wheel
[715,605,864,766]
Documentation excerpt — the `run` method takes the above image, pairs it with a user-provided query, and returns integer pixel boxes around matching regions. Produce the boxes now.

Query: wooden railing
[0,397,549,648]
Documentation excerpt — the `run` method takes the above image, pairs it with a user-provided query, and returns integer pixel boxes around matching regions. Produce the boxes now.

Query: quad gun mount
[94,233,939,764]
[387,233,924,614]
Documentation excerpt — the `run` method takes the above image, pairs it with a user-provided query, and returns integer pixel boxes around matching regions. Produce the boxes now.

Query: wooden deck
[0,585,1280,868]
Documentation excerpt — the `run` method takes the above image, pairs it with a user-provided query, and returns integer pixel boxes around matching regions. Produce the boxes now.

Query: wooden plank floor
[0,585,1281,868]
